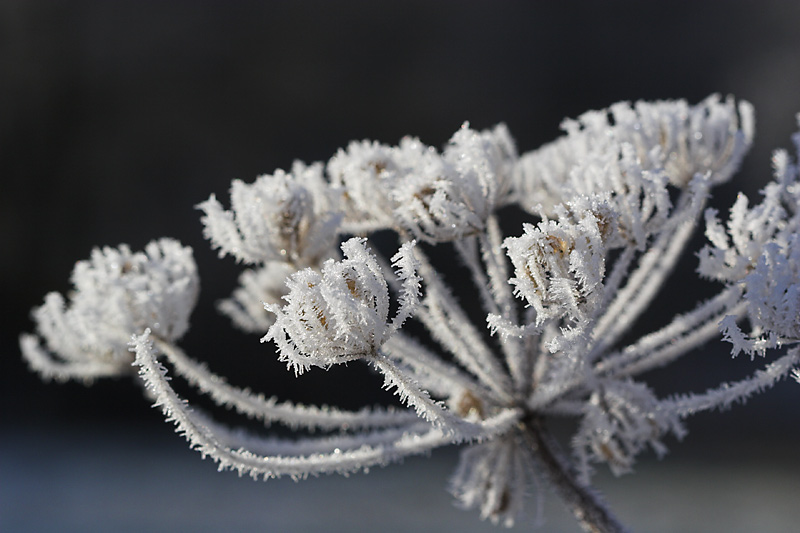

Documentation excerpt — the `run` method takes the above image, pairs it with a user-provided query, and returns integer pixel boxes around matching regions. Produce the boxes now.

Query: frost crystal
[21,238,198,381]
[263,238,420,374]
[329,123,516,241]
[199,161,341,266]
[505,206,607,327]
[217,262,295,333]
[21,98,800,532]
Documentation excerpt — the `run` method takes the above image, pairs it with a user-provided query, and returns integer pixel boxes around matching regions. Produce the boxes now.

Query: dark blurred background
[3,2,800,531]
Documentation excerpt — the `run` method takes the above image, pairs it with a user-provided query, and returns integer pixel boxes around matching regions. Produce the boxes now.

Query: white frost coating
[22,98,800,531]
[262,238,420,375]
[392,123,517,242]
[450,437,535,527]
[663,349,800,417]
[608,95,754,186]
[328,124,516,242]
[217,262,295,333]
[572,380,686,484]
[21,238,198,381]
[154,337,420,431]
[515,96,754,214]
[504,206,607,327]
[131,331,450,479]
[699,115,800,357]
[326,138,403,233]
[132,330,521,479]
[198,161,341,266]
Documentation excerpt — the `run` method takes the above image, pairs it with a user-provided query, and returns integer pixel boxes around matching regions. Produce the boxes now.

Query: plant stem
[522,416,628,533]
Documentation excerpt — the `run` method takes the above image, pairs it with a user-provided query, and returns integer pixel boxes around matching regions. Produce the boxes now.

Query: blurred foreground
[3,423,798,533]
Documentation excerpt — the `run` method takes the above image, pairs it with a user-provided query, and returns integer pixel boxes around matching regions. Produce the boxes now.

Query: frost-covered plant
[21,238,198,381]
[21,95,800,532]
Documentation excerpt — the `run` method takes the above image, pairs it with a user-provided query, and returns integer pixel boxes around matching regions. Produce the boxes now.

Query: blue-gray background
[3,2,800,531]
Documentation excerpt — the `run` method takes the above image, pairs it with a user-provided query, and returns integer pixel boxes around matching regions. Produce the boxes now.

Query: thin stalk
[522,416,629,533]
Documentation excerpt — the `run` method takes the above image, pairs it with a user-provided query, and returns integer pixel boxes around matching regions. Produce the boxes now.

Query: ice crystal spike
[198,161,341,266]
[21,96,800,533]
[217,262,295,333]
[263,238,394,373]
[262,238,422,376]
[504,208,606,326]
[21,238,198,381]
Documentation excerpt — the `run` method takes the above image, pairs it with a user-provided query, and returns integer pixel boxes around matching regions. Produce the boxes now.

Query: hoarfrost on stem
[21,96,800,532]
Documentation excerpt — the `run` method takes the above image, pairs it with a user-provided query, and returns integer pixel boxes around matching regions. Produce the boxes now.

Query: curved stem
[522,416,629,533]
[153,337,419,431]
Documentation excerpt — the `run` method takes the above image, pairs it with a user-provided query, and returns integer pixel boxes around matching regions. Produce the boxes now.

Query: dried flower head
[263,237,421,374]
[20,238,198,381]
[21,97,800,533]
[199,161,341,266]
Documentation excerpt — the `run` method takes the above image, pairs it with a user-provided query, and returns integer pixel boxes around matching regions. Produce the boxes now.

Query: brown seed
[455,389,485,419]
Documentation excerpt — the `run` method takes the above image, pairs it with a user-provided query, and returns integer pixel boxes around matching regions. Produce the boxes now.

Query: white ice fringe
[262,238,420,375]
[132,330,521,478]
[217,262,294,334]
[24,97,800,532]
[199,161,341,266]
[21,238,198,381]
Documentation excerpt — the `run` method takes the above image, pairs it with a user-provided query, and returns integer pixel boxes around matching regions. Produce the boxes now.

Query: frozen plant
[20,95,800,532]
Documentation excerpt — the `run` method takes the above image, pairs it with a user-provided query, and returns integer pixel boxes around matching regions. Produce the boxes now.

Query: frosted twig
[22,97,800,531]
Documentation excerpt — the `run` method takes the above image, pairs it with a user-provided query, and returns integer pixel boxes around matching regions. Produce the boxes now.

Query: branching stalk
[522,416,629,533]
